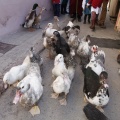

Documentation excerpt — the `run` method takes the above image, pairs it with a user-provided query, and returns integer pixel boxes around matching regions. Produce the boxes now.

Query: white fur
[17,62,43,106]
[53,16,61,31]
[84,91,109,107]
[68,66,75,81]
[52,72,71,95]
[77,38,90,57]
[44,23,64,38]
[52,54,67,77]
[70,48,75,57]
[97,50,105,59]
[68,33,79,48]
[43,37,48,48]
[86,50,106,75]
[24,18,35,28]
[86,60,105,75]
[67,21,74,27]
[3,56,30,85]
[45,23,57,37]
[68,34,79,56]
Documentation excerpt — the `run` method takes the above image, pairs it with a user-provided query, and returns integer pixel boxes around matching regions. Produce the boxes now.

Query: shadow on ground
[90,37,120,49]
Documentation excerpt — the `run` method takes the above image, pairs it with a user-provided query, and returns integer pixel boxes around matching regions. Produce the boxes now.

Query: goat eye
[22,86,24,89]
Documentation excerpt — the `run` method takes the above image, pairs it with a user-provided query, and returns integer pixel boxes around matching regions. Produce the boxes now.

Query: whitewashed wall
[0,0,53,37]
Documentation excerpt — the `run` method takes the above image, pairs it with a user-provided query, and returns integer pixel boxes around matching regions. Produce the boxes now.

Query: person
[98,0,109,28]
[115,9,120,32]
[61,0,69,14]
[52,0,60,17]
[82,0,91,24]
[87,0,103,31]
[69,0,83,22]
[66,0,70,13]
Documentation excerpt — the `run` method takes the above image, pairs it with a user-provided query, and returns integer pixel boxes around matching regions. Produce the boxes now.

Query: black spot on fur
[32,3,39,10]
[72,25,80,30]
[53,31,60,38]
[53,31,70,57]
[62,26,71,32]
[98,94,101,97]
[83,67,101,98]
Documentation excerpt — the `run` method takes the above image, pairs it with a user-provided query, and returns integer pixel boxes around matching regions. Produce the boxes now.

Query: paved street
[0,15,120,120]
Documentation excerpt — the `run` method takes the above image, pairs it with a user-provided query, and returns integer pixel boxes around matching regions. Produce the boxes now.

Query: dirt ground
[0,13,120,120]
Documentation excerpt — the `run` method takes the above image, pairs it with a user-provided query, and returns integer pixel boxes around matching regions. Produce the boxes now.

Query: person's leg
[66,0,69,13]
[83,14,87,24]
[98,0,108,26]
[71,13,76,22]
[90,11,96,31]
[96,14,99,25]
[62,0,68,13]
[78,14,81,22]
[69,0,76,18]
[77,0,83,22]
[64,4,67,13]
[53,4,56,16]
[56,4,60,17]
[63,4,66,14]
[61,3,64,14]
[64,0,68,13]
[88,14,91,23]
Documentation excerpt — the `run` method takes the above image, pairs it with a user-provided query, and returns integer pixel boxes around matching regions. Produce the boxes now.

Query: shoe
[92,27,95,31]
